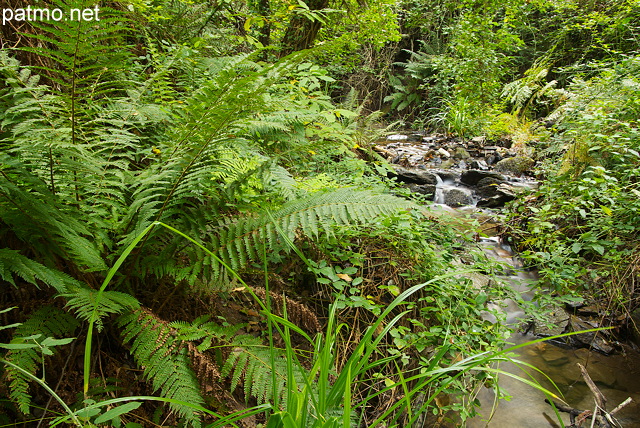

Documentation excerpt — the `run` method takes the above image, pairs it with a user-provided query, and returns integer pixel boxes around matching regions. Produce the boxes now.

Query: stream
[468,237,640,428]
[376,134,640,427]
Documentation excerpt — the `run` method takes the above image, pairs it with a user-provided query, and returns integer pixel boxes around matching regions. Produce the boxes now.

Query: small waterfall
[434,174,445,204]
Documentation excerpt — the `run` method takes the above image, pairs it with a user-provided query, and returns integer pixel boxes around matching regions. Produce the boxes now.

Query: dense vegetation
[1,0,639,426]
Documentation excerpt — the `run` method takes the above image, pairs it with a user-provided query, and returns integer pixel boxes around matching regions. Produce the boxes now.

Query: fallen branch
[544,363,633,427]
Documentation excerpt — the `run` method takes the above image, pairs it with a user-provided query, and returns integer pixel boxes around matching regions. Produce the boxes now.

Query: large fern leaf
[206,188,414,286]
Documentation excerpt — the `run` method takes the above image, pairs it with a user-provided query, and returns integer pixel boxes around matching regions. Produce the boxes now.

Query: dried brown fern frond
[252,287,321,333]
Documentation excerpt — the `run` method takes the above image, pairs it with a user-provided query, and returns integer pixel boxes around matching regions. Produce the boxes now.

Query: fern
[117,309,206,427]
[169,314,310,407]
[63,287,140,332]
[205,188,414,286]
[0,248,76,293]
[2,307,79,414]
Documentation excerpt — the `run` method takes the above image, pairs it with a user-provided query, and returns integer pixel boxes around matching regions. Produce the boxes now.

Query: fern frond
[0,248,76,293]
[206,189,414,286]
[63,287,140,332]
[117,309,205,427]
[2,307,79,415]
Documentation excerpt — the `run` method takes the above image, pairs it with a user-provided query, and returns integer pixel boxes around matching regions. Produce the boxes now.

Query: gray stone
[454,147,471,160]
[437,147,451,158]
[470,159,489,170]
[476,184,517,208]
[391,166,438,185]
[443,187,473,207]
[476,177,505,197]
[435,170,458,182]
[460,170,506,186]
[407,183,436,197]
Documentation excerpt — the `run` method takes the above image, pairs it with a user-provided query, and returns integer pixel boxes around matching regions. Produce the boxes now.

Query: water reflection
[468,239,640,427]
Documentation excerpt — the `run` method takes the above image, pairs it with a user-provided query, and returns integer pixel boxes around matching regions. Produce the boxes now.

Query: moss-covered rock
[494,156,535,175]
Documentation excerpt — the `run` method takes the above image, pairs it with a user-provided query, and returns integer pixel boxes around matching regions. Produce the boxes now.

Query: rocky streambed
[376,132,640,427]
[376,133,537,209]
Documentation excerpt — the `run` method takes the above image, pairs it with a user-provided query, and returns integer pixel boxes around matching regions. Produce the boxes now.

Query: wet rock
[407,133,423,142]
[494,156,535,175]
[485,153,503,165]
[391,166,438,185]
[476,185,517,208]
[532,307,570,337]
[435,170,458,182]
[540,345,570,367]
[460,170,506,186]
[407,183,436,198]
[470,159,489,170]
[454,147,471,160]
[443,187,473,207]
[567,315,615,354]
[476,177,505,197]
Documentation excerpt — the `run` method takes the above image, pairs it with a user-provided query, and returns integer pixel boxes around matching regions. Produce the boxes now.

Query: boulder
[476,184,516,208]
[434,170,458,182]
[407,183,436,198]
[566,315,615,354]
[494,156,535,175]
[460,170,506,186]
[443,187,473,207]
[476,177,505,198]
[390,166,438,185]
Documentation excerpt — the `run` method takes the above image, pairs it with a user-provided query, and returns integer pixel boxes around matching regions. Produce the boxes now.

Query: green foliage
[1,307,79,414]
[507,55,640,314]
[206,189,414,286]
[0,248,75,293]
[118,310,206,427]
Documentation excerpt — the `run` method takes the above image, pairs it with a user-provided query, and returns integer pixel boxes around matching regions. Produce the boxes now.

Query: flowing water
[377,135,640,426]
[467,237,640,428]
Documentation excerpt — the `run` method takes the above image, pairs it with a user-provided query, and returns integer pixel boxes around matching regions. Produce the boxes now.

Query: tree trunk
[279,0,329,57]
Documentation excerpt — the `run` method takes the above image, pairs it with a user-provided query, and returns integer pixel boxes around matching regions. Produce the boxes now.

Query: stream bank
[375,133,640,427]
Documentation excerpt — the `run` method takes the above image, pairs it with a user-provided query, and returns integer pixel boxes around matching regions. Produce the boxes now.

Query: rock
[435,170,458,182]
[567,315,615,354]
[471,135,486,145]
[387,134,408,141]
[390,166,438,185]
[454,147,471,160]
[470,159,489,170]
[407,183,436,198]
[532,307,570,337]
[486,153,503,165]
[476,184,517,208]
[443,187,473,207]
[407,133,423,142]
[437,148,451,158]
[494,156,535,175]
[476,177,505,197]
[460,170,506,186]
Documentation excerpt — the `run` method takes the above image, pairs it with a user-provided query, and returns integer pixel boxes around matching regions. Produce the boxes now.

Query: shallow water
[468,239,640,427]
[468,334,640,427]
